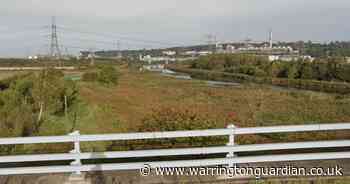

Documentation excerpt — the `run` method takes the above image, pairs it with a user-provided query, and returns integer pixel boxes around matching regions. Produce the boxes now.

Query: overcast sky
[0,0,350,57]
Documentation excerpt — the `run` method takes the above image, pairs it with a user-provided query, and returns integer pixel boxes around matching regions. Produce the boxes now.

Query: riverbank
[168,66,350,94]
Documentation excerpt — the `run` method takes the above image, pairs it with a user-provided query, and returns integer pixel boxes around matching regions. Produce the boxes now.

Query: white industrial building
[139,55,176,63]
[28,55,39,60]
[162,51,176,56]
[268,55,314,62]
[141,64,165,72]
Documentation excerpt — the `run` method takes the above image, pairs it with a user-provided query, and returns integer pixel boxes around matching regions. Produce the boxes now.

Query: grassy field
[1,66,350,182]
[75,66,350,143]
[1,66,350,153]
[0,71,28,80]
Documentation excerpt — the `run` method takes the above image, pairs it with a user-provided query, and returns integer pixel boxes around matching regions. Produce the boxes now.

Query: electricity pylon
[50,16,62,66]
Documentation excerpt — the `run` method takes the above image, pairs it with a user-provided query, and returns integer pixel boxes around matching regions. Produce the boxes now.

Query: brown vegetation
[79,68,350,146]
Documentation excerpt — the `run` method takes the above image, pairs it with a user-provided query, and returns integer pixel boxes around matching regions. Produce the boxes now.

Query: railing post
[69,131,82,175]
[226,124,236,167]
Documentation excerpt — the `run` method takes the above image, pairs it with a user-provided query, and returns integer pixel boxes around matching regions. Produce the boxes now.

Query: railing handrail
[235,123,350,135]
[0,123,349,145]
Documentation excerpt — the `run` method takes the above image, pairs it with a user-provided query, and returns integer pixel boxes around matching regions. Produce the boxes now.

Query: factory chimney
[269,29,273,49]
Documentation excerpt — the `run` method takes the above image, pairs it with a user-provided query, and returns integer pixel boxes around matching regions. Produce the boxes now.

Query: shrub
[82,72,98,82]
[133,107,227,148]
[82,66,119,86]
[0,69,80,136]
[97,65,119,85]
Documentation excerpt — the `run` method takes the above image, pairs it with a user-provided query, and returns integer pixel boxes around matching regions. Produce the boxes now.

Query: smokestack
[269,29,273,49]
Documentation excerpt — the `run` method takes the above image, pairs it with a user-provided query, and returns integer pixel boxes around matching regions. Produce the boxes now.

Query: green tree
[300,64,314,79]
[336,65,350,82]
[97,66,119,85]
[269,62,284,78]
[287,64,299,79]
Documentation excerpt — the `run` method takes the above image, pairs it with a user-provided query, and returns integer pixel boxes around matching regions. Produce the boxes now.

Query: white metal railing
[0,123,349,175]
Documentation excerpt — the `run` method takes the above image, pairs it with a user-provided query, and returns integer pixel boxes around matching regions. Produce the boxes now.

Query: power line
[43,43,87,51]
[0,18,208,57]
[59,35,164,49]
[56,26,182,47]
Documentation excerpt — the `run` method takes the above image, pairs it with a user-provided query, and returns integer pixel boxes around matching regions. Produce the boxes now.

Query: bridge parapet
[0,123,348,176]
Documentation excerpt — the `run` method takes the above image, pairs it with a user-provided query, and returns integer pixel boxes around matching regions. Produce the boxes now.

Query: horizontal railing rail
[235,123,350,135]
[0,123,349,145]
[0,152,349,175]
[0,123,348,175]
[0,140,349,163]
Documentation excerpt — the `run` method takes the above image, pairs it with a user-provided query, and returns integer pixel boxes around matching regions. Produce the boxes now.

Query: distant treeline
[0,58,81,67]
[190,54,350,83]
[267,41,350,57]
[169,66,350,94]
[0,58,125,68]
[303,41,350,57]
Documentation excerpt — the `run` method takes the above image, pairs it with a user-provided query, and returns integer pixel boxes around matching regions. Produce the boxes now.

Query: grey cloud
[1,0,350,57]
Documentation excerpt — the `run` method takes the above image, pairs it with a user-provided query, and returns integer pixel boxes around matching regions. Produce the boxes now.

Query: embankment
[168,66,350,94]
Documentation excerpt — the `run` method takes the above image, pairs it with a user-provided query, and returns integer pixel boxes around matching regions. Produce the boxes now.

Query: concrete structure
[346,57,350,64]
[182,51,198,56]
[139,55,176,63]
[226,45,235,53]
[181,50,212,57]
[28,55,38,60]
[198,51,212,56]
[269,29,273,49]
[268,55,280,61]
[268,55,314,62]
[141,64,165,72]
[216,43,224,53]
[162,50,176,56]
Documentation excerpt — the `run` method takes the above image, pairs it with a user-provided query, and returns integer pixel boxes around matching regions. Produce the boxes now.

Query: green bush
[134,107,227,148]
[97,66,119,85]
[82,72,98,82]
[0,69,79,136]
[82,66,119,86]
